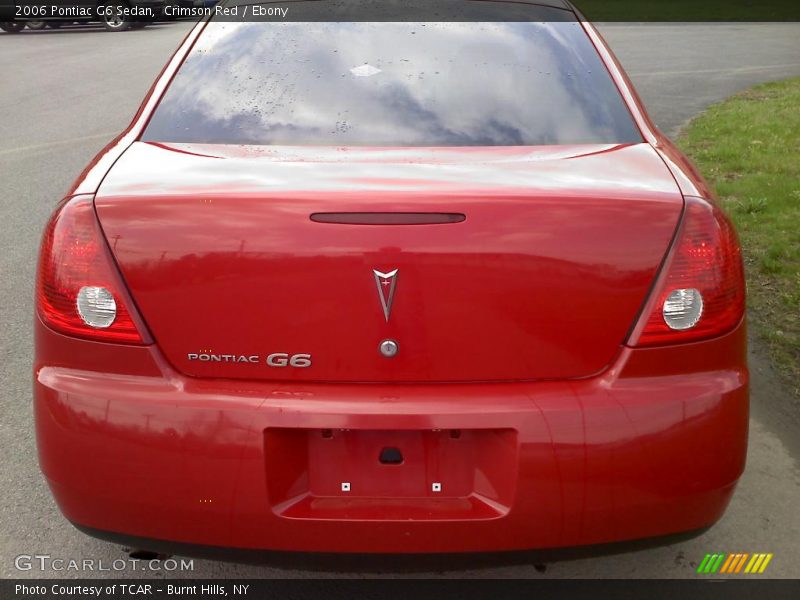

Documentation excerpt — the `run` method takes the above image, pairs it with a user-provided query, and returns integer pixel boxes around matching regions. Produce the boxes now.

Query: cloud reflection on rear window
[142,21,642,146]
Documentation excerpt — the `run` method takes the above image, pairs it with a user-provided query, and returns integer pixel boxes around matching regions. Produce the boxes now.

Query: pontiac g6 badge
[373,268,398,322]
[186,352,312,367]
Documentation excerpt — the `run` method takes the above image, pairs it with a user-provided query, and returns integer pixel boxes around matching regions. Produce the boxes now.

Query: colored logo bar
[697,553,773,574]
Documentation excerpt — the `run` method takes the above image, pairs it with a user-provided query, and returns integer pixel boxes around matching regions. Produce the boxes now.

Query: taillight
[630,197,745,347]
[36,196,147,344]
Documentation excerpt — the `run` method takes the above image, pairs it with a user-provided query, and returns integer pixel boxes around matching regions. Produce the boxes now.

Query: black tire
[101,2,132,32]
[26,20,47,30]
[0,21,26,33]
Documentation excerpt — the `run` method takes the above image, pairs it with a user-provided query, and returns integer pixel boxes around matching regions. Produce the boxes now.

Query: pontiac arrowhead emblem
[373,269,398,322]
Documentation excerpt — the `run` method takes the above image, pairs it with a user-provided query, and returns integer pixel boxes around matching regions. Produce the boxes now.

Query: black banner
[1,0,800,23]
[4,580,800,600]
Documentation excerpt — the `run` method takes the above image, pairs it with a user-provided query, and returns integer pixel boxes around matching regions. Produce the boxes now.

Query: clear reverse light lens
[662,288,703,331]
[76,286,117,328]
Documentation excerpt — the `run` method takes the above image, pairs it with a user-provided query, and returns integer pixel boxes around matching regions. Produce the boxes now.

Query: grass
[678,77,800,395]
[572,0,800,21]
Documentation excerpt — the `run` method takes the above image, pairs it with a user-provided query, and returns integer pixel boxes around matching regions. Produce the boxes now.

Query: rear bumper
[34,318,748,554]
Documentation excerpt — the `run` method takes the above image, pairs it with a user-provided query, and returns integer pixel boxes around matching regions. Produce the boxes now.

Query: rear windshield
[143,21,642,146]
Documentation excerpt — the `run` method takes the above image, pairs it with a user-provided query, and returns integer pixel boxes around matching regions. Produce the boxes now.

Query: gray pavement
[1,21,799,579]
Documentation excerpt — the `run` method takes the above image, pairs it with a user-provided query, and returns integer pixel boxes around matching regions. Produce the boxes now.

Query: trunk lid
[95,142,682,382]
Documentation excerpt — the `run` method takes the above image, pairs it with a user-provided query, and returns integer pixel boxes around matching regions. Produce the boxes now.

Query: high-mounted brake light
[630,197,745,347]
[36,196,147,344]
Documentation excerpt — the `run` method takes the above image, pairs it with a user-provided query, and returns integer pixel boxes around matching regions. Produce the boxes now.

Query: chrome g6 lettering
[266,353,312,368]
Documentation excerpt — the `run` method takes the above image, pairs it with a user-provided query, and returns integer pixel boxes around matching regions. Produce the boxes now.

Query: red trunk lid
[95,142,682,382]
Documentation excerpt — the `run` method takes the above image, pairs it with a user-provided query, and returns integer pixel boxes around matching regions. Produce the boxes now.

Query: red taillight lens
[631,197,745,347]
[36,196,146,345]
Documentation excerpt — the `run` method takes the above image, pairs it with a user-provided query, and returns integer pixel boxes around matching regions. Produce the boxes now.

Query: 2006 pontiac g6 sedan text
[34,0,748,555]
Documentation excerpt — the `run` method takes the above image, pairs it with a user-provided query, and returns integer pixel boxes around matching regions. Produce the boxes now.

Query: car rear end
[33,6,748,554]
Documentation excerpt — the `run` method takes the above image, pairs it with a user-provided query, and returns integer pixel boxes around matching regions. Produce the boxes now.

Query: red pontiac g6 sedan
[34,0,748,555]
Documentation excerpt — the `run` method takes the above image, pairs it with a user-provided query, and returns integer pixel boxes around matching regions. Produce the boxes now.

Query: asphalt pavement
[1,20,799,579]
